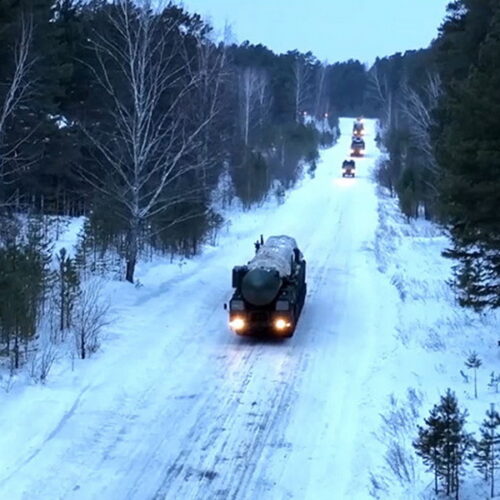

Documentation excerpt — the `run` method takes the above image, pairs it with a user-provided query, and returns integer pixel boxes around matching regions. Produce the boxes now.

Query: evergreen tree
[414,402,445,495]
[326,59,368,117]
[414,389,473,498]
[465,351,482,398]
[0,217,51,369]
[56,247,80,337]
[0,0,73,208]
[488,372,500,394]
[474,405,500,497]
[434,1,500,309]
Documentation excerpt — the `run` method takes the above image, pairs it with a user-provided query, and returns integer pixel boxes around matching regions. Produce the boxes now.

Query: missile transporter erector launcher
[352,120,365,137]
[342,159,356,177]
[227,235,307,337]
[351,137,365,157]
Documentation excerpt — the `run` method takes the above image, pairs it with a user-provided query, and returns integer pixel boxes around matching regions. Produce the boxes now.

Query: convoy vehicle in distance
[351,137,365,157]
[342,159,356,177]
[227,235,307,338]
[353,118,365,137]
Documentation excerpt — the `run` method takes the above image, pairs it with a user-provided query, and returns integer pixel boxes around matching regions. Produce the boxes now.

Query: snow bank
[369,187,500,500]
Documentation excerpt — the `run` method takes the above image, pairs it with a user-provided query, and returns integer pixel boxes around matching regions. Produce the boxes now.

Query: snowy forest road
[0,119,399,500]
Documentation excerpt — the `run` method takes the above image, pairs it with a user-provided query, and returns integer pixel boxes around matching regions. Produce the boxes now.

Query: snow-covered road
[0,119,401,499]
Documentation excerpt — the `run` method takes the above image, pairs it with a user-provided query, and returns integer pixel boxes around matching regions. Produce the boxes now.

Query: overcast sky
[177,0,449,65]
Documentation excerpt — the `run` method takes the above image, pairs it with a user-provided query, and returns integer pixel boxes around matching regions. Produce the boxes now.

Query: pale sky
[177,0,450,65]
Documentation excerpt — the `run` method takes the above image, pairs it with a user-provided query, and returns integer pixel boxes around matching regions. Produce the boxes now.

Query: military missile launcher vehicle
[342,159,356,177]
[350,137,365,157]
[353,119,365,137]
[227,235,307,337]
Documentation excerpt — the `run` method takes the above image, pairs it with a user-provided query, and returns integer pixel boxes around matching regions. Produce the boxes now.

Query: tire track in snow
[151,173,345,500]
[0,120,392,500]
[0,384,91,488]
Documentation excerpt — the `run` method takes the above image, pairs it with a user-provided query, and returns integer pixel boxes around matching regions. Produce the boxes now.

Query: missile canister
[241,268,282,306]
[240,235,298,306]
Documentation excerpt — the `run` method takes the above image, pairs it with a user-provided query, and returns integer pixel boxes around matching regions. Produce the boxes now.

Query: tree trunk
[60,277,65,333]
[434,465,438,495]
[491,445,495,497]
[80,332,86,360]
[125,222,139,283]
[13,333,19,369]
[125,256,136,284]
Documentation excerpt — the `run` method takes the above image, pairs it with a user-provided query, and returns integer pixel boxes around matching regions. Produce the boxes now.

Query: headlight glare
[230,317,245,330]
[274,318,291,330]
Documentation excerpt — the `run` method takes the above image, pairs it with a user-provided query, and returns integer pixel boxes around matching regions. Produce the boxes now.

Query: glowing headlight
[274,318,291,330]
[229,317,245,330]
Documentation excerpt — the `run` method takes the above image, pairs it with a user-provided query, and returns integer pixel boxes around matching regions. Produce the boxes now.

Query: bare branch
[368,65,393,133]
[239,66,270,145]
[0,13,38,186]
[401,72,442,175]
[80,0,225,281]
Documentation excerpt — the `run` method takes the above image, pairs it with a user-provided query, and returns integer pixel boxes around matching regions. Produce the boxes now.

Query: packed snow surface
[2,119,392,499]
[1,119,496,499]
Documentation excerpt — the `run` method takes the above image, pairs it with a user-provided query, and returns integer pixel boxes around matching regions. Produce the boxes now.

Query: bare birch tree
[368,64,393,136]
[292,54,315,120]
[313,61,328,118]
[0,13,37,203]
[397,72,442,216]
[81,1,225,282]
[239,66,269,146]
[183,30,228,190]
[401,72,441,174]
[72,279,110,359]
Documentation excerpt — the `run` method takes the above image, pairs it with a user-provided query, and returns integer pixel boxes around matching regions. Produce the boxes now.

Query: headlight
[274,318,291,330]
[230,300,245,311]
[229,317,245,330]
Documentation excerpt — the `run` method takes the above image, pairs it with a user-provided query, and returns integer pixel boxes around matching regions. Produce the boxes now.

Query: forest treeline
[367,0,500,310]
[0,0,375,269]
[0,0,369,370]
[1,0,498,373]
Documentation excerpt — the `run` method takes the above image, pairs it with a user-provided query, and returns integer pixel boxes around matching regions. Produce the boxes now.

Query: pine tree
[0,217,51,369]
[465,351,482,399]
[414,389,473,498]
[488,372,500,394]
[414,404,444,495]
[0,0,71,206]
[435,1,500,309]
[474,405,500,497]
[56,247,80,338]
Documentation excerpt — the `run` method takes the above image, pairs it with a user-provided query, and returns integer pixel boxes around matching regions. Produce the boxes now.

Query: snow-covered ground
[369,191,499,500]
[0,118,497,500]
